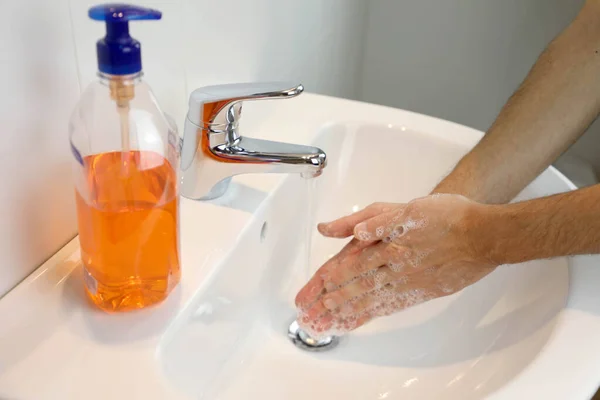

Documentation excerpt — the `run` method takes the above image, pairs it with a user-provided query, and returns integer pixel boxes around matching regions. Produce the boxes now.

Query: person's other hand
[295,194,498,337]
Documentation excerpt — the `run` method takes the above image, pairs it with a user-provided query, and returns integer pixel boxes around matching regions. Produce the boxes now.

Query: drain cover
[288,320,339,352]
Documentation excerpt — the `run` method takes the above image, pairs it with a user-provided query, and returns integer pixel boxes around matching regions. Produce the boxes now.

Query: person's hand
[295,194,498,338]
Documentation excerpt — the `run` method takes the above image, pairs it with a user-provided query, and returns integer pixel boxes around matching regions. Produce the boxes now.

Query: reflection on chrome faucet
[180,82,327,200]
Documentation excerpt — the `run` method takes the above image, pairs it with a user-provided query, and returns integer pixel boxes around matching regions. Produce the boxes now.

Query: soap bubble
[357,231,372,241]
[388,261,405,272]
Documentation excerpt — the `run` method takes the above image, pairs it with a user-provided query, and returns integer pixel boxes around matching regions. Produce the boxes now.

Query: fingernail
[317,223,330,232]
[323,298,337,310]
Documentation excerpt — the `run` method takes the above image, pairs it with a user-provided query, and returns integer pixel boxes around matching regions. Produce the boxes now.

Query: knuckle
[387,225,405,242]
[374,270,390,286]
[350,260,365,276]
[360,276,376,291]
[354,296,372,312]
[356,230,374,241]
[384,242,404,257]
[360,248,379,264]
[336,288,350,303]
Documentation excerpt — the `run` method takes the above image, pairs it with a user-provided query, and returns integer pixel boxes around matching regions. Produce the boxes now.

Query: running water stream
[287,175,339,351]
[303,177,317,281]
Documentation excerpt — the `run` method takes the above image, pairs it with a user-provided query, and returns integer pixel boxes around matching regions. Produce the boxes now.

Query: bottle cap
[88,3,161,75]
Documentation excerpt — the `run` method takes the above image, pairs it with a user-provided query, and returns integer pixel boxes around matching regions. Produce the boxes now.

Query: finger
[339,283,437,318]
[330,311,373,333]
[321,266,410,311]
[322,242,412,288]
[348,311,373,331]
[295,238,371,310]
[297,310,334,337]
[318,202,398,238]
[309,309,373,336]
[319,241,387,288]
[294,277,325,311]
[309,312,334,336]
[302,267,392,321]
[317,238,373,289]
[353,205,407,241]
[301,299,330,322]
[330,237,374,261]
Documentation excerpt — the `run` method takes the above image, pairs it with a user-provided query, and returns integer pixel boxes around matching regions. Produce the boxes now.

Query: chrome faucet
[180,82,327,200]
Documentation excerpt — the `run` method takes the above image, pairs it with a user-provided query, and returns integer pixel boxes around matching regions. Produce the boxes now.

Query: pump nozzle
[88,3,161,76]
[88,4,162,154]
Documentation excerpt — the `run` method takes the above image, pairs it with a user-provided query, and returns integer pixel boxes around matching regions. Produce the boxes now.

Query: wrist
[464,202,511,265]
[475,201,543,265]
[432,173,490,204]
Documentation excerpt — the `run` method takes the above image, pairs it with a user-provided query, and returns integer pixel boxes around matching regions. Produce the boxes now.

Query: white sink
[159,121,588,399]
[2,94,600,399]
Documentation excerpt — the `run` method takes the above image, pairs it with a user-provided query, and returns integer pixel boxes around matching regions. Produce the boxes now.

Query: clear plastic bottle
[69,4,180,312]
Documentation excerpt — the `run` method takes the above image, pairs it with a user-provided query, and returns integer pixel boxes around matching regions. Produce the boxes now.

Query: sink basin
[158,122,574,399]
[3,94,600,400]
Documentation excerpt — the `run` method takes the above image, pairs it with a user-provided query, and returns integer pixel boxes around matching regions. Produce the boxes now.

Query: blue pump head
[88,3,161,75]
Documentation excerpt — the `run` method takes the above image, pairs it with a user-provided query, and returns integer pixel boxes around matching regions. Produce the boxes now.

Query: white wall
[71,0,368,126]
[359,0,598,182]
[0,0,368,297]
[0,0,81,298]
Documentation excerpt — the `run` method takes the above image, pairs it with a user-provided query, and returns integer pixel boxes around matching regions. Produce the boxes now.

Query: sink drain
[288,320,339,352]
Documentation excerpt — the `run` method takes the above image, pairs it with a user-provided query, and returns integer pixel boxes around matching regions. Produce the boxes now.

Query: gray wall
[359,0,596,183]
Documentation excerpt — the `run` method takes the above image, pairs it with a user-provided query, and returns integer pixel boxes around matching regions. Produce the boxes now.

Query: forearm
[434,1,600,204]
[479,184,600,264]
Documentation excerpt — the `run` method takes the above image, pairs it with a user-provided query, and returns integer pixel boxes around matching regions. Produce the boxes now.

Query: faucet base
[198,178,232,200]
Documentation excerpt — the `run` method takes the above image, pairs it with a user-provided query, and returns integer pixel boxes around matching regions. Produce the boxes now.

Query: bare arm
[295,2,600,337]
[434,0,600,203]
[484,183,600,263]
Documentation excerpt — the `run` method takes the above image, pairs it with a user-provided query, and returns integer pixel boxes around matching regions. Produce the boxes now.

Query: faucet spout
[182,135,326,200]
[215,137,326,174]
[179,82,327,200]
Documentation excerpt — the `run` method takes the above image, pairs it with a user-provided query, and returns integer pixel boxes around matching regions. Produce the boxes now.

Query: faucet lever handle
[187,82,304,127]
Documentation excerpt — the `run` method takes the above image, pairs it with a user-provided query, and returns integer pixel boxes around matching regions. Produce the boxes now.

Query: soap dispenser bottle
[69,4,181,312]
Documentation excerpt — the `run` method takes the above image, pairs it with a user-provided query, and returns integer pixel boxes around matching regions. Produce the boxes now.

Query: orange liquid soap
[75,150,180,312]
